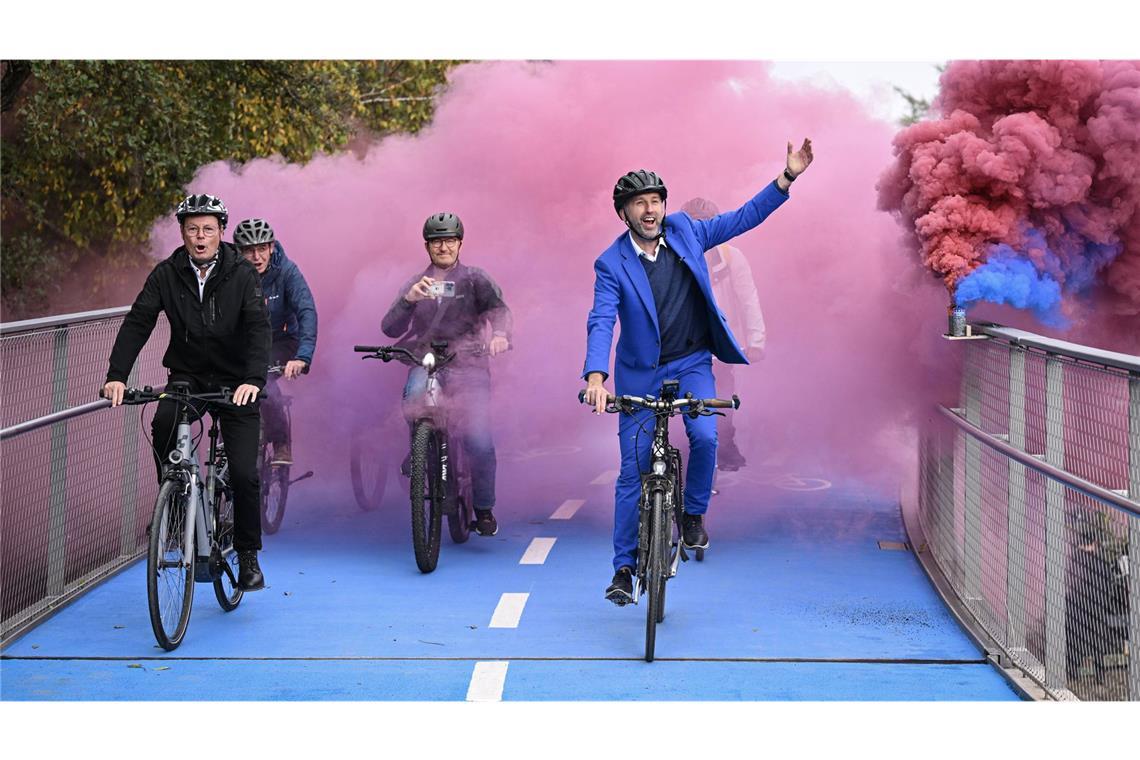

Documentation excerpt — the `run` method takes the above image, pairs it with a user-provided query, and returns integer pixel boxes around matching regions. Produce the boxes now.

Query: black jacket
[106,243,271,389]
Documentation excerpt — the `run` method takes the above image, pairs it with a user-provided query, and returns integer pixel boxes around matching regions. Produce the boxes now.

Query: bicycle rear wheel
[147,479,195,651]
[350,433,388,511]
[645,490,668,662]
[213,484,244,611]
[410,420,443,572]
[260,446,289,534]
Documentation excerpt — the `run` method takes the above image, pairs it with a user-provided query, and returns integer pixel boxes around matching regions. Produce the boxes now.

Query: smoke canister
[948,305,966,337]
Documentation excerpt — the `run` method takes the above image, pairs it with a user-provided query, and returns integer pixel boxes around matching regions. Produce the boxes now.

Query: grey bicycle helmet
[681,197,719,220]
[423,212,464,241]
[233,218,275,248]
[175,193,229,229]
[612,170,668,212]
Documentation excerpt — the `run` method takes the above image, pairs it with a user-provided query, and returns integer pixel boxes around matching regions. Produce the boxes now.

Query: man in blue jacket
[233,218,318,466]
[583,140,814,604]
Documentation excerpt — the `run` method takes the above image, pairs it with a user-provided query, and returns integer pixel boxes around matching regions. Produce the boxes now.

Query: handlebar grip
[354,345,382,353]
[578,389,587,404]
[703,396,741,409]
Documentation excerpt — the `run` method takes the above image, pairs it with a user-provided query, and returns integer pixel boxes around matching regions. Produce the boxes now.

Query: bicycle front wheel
[645,490,668,662]
[213,484,244,611]
[409,420,443,573]
[147,479,196,651]
[260,447,289,534]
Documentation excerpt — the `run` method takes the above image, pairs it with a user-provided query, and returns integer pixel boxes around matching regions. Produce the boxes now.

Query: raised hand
[786,138,814,177]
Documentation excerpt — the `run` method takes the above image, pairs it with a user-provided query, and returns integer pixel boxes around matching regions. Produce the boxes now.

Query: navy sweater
[639,243,710,364]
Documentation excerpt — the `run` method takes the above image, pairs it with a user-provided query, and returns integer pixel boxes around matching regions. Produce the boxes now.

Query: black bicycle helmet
[681,197,719,220]
[176,193,229,229]
[233,218,275,248]
[423,212,464,240]
[612,170,668,212]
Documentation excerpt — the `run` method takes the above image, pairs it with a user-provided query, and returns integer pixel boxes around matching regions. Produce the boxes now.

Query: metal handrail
[0,399,112,441]
[976,323,1140,375]
[938,405,1140,518]
[0,306,131,336]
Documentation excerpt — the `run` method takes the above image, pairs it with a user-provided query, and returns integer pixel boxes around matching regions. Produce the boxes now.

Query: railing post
[1128,374,1139,700]
[963,353,984,608]
[46,328,70,597]
[1006,347,1028,658]
[117,362,142,557]
[1043,356,1067,691]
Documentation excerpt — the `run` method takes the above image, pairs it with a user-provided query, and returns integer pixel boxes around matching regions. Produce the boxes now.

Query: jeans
[613,349,717,571]
[402,364,497,509]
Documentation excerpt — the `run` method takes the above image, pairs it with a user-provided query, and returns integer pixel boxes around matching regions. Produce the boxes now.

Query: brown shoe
[270,442,292,466]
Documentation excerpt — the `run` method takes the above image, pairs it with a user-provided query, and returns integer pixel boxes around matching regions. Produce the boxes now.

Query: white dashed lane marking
[519,537,556,565]
[489,593,529,628]
[550,498,585,520]
[466,661,509,701]
[591,470,618,485]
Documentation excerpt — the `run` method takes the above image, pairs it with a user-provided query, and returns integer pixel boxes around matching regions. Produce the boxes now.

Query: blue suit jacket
[583,181,788,395]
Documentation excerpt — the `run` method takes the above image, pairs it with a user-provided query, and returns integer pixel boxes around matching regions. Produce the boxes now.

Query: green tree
[0,59,458,319]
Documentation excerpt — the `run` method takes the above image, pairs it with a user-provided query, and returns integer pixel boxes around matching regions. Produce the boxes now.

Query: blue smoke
[955,247,1067,327]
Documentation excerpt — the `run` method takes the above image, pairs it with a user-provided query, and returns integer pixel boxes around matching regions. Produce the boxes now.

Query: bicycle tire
[350,435,388,511]
[260,446,289,534]
[212,483,244,611]
[669,448,696,564]
[447,443,473,544]
[410,420,443,573]
[147,479,195,651]
[645,490,666,662]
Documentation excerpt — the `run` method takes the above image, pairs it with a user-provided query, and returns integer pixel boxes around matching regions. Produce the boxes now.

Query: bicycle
[353,341,489,572]
[258,364,314,534]
[117,383,250,651]
[580,379,739,662]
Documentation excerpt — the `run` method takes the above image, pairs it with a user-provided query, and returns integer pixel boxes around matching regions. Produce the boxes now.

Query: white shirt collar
[628,232,667,263]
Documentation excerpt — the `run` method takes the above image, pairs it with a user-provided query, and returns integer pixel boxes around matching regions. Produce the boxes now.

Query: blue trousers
[613,349,718,571]
[403,365,497,509]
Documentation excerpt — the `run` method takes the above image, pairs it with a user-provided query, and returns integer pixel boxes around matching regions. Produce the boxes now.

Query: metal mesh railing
[1,309,169,644]
[917,327,1140,701]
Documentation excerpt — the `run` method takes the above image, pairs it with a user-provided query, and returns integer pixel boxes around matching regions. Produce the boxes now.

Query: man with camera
[381,212,513,536]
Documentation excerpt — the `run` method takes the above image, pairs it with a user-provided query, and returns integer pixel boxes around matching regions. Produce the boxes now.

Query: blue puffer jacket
[261,241,318,366]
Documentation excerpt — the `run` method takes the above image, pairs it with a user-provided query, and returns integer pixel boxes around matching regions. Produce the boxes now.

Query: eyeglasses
[184,225,219,237]
[428,238,460,249]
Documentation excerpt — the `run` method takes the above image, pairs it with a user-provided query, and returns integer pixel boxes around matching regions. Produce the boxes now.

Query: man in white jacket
[681,197,767,471]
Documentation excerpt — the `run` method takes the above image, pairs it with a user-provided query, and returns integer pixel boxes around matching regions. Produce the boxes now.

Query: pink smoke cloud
[149,61,964,516]
[878,60,1140,347]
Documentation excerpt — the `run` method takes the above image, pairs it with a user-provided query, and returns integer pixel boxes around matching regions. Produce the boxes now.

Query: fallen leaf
[155,666,170,671]
[128,664,143,669]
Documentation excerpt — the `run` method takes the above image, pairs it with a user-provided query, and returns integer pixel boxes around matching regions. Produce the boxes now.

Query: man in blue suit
[583,139,814,604]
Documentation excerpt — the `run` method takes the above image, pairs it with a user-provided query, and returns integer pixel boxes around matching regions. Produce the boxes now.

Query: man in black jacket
[102,193,271,591]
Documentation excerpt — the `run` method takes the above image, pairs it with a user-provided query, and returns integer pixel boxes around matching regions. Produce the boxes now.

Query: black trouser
[151,374,262,552]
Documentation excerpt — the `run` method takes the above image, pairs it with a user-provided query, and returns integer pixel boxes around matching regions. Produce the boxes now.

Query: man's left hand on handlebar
[233,384,261,406]
[283,359,308,379]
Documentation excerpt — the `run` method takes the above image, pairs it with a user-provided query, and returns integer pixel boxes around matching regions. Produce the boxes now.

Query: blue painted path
[1,442,1019,701]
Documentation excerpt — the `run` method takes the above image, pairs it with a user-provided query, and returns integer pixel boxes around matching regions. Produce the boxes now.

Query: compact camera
[428,281,456,298]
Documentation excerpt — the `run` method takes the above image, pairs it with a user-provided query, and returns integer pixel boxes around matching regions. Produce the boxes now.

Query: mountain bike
[117,383,249,651]
[581,380,739,662]
[353,341,487,572]
[258,364,314,534]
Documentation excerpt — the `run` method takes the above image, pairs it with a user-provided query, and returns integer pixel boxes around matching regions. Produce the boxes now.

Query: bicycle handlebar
[106,386,261,408]
[577,389,740,414]
[354,342,506,368]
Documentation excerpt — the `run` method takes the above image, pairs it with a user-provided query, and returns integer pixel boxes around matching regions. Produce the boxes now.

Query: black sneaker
[474,509,498,536]
[605,566,634,606]
[237,550,265,591]
[681,513,709,549]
